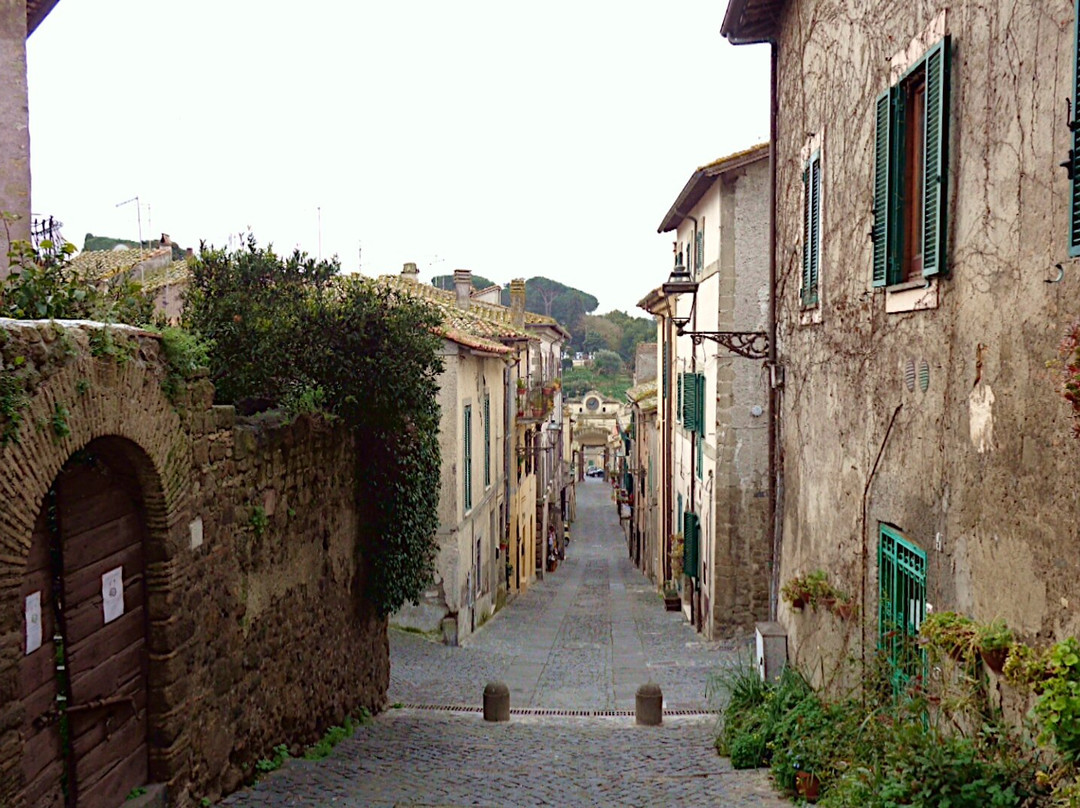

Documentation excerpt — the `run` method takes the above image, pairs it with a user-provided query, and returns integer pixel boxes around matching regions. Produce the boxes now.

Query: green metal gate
[878,524,926,692]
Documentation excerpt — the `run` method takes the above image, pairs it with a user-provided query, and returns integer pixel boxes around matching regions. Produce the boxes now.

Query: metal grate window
[878,524,926,692]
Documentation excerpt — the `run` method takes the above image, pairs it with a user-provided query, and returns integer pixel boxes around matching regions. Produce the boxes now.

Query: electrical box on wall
[755,622,788,683]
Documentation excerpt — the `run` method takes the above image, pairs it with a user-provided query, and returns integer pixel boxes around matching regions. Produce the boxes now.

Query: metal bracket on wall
[682,330,769,359]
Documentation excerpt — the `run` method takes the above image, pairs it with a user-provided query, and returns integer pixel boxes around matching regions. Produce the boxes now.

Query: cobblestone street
[221,479,788,807]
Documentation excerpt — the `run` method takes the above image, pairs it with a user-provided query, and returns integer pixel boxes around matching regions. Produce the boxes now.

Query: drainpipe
[767,40,782,623]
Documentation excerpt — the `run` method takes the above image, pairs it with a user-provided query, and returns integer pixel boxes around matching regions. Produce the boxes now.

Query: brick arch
[575,427,613,447]
[0,340,194,803]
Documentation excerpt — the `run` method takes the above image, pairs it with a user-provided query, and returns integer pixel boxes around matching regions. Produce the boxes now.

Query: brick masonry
[0,320,388,807]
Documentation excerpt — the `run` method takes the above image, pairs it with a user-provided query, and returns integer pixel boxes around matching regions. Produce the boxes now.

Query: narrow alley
[220,479,787,807]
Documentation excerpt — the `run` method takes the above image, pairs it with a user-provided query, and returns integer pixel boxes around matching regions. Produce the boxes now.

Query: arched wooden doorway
[19,438,151,808]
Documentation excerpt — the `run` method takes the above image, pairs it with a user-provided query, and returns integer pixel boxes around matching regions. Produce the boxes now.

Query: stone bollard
[635,683,663,726]
[483,681,510,722]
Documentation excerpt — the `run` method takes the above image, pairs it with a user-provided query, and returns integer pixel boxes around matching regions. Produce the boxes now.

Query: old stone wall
[771,0,1080,685]
[0,320,387,807]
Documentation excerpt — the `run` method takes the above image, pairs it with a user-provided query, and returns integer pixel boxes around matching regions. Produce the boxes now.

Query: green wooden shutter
[695,230,704,273]
[696,432,703,479]
[682,371,698,429]
[464,405,472,511]
[809,153,821,302]
[1071,4,1080,257]
[921,36,950,277]
[802,164,812,302]
[695,373,706,434]
[676,372,683,424]
[872,88,893,287]
[683,511,700,580]
[484,393,491,487]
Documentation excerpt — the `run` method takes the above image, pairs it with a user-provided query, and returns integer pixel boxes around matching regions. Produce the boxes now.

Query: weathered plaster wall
[0,320,387,807]
[0,0,30,275]
[395,342,506,639]
[772,0,1080,683]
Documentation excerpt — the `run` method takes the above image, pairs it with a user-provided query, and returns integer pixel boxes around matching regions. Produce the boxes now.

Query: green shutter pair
[802,151,821,306]
[872,36,950,287]
[1071,1,1080,256]
[483,394,491,488]
[683,511,700,580]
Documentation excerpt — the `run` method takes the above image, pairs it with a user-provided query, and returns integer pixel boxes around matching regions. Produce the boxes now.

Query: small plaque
[25,591,42,654]
[102,567,124,624]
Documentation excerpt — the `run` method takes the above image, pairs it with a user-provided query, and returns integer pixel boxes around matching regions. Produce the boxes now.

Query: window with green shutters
[695,230,704,274]
[1071,2,1080,256]
[680,372,705,433]
[696,432,703,479]
[483,393,491,488]
[683,511,700,580]
[878,524,927,693]
[463,404,473,511]
[662,340,669,400]
[873,36,951,287]
[802,151,821,306]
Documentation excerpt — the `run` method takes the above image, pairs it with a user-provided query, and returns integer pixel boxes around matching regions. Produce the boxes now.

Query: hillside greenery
[83,232,187,260]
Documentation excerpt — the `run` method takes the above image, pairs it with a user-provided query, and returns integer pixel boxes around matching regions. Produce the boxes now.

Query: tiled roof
[68,248,169,282]
[626,380,658,403]
[377,276,532,355]
[142,261,191,293]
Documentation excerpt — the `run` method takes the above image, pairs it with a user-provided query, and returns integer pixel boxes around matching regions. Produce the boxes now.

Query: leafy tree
[431,273,496,292]
[592,349,625,376]
[184,237,444,615]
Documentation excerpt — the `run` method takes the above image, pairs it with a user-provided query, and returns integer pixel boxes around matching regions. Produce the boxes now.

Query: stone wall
[0,319,387,807]
[770,0,1080,685]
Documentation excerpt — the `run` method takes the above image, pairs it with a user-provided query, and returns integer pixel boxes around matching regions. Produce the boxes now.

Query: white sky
[26,1,769,315]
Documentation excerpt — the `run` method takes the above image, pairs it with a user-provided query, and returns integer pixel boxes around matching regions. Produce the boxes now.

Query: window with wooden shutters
[802,151,821,306]
[696,432,703,479]
[872,36,950,287]
[463,404,473,511]
[695,230,704,274]
[682,371,699,431]
[1071,2,1080,257]
[483,393,491,488]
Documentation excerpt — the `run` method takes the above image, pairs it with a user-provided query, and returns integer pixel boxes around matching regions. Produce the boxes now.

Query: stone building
[638,144,772,639]
[721,0,1080,685]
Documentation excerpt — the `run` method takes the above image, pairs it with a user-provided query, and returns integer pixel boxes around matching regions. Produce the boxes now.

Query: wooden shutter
[696,432,703,479]
[921,37,950,277]
[676,373,683,424]
[695,372,706,434]
[872,88,893,287]
[683,511,699,580]
[662,340,669,400]
[1072,4,1080,257]
[695,230,704,273]
[802,153,821,305]
[682,371,698,430]
[464,405,472,511]
[484,394,491,487]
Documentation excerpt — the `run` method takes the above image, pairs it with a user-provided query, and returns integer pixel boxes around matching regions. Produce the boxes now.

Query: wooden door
[18,445,149,808]
[18,503,65,808]
[57,454,149,808]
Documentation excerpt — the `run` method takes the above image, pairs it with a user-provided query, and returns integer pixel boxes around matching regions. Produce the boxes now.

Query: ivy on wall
[184,237,444,616]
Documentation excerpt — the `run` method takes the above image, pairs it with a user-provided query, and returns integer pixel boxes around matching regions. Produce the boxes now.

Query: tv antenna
[115,196,143,247]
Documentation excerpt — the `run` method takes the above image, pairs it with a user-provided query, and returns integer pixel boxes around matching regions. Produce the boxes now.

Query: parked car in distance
[585,468,604,478]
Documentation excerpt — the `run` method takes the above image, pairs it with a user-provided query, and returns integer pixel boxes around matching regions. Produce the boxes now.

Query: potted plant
[918,611,977,662]
[795,770,821,802]
[831,591,858,621]
[976,619,1014,674]
[662,581,681,611]
[669,532,684,582]
[781,570,832,610]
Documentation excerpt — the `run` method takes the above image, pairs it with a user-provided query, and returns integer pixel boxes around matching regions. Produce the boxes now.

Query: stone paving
[220,479,789,807]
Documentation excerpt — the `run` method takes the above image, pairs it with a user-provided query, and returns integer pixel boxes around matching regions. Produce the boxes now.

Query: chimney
[160,233,171,246]
[510,278,526,329]
[401,262,419,283]
[184,247,194,259]
[453,269,472,308]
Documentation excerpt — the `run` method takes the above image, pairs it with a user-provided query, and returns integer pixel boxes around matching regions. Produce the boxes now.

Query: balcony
[515,380,559,423]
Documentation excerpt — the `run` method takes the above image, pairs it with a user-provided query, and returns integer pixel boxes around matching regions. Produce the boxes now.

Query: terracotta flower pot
[790,595,806,610]
[796,771,821,802]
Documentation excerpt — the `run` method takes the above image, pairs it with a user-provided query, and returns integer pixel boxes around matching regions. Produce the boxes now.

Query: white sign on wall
[102,567,125,624]
[25,591,42,654]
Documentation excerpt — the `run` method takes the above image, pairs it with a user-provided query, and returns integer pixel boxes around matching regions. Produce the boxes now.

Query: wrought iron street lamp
[661,256,769,360]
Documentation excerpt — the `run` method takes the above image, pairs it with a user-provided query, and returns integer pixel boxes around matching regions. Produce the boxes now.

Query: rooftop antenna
[115,196,142,247]
[317,206,322,261]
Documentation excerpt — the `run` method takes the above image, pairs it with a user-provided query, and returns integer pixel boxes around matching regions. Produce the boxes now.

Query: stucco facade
[725,0,1080,684]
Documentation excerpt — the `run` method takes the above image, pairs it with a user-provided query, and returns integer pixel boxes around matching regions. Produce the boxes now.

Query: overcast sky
[27,1,769,315]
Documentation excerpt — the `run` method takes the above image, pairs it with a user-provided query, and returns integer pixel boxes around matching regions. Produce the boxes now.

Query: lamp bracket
[678,330,770,360]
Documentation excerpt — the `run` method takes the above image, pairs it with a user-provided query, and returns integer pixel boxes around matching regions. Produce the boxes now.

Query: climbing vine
[184,237,444,616]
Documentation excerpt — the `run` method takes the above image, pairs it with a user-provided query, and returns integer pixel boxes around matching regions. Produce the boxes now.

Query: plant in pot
[830,591,858,621]
[662,580,681,611]
[781,570,832,610]
[976,619,1014,674]
[918,611,977,663]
